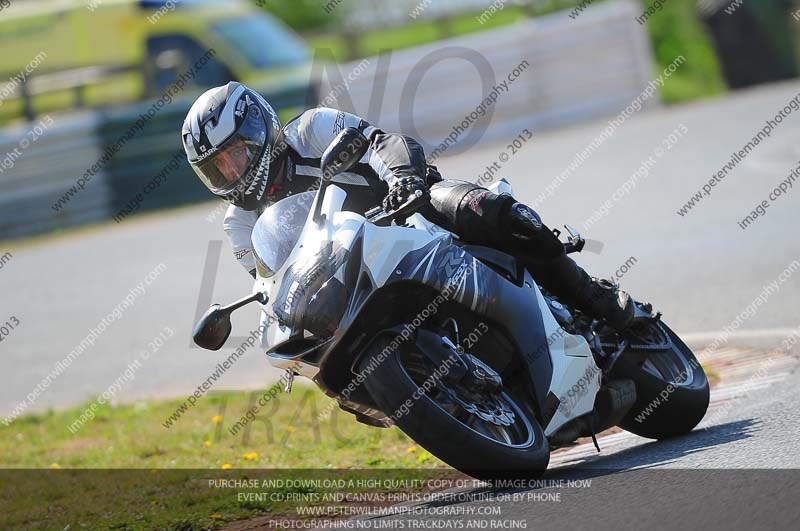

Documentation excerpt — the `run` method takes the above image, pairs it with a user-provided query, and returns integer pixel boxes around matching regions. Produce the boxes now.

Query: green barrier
[0,84,315,240]
[701,0,797,89]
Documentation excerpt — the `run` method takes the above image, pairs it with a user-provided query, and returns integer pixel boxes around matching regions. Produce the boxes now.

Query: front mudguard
[355,325,469,383]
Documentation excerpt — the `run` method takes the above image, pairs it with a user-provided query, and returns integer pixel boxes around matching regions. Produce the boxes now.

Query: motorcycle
[193,128,710,478]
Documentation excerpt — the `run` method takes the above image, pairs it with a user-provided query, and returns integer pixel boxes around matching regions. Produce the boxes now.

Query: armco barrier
[320,0,655,155]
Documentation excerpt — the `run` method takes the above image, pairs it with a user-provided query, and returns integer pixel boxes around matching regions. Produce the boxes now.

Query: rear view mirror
[192,304,233,351]
[320,127,369,180]
[192,292,268,350]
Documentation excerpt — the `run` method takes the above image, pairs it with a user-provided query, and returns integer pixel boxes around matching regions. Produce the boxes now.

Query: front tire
[359,334,549,479]
[612,322,710,439]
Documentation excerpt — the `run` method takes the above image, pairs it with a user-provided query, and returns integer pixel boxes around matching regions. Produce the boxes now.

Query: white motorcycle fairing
[250,184,600,435]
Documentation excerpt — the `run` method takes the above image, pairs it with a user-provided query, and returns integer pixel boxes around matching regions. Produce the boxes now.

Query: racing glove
[383,176,428,211]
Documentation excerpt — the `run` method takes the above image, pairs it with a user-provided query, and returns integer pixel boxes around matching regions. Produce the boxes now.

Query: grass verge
[1,385,440,469]
[2,385,448,529]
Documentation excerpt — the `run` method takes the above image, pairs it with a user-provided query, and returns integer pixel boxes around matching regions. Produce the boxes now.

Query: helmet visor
[191,105,268,194]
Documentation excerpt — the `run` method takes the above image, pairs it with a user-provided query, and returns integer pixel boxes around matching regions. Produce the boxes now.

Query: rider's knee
[498,200,564,260]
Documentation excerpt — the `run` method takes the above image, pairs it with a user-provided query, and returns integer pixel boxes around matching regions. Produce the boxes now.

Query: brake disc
[442,386,516,427]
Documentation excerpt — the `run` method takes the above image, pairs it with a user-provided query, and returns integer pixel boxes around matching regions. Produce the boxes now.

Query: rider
[181,82,633,330]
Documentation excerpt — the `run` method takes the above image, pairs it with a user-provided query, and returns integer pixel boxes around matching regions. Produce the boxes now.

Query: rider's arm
[223,204,258,278]
[283,107,427,186]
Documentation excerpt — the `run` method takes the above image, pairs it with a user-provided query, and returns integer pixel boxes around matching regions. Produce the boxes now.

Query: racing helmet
[182,82,282,210]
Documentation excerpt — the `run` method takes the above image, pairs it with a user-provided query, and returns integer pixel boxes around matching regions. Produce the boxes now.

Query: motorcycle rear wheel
[612,321,710,439]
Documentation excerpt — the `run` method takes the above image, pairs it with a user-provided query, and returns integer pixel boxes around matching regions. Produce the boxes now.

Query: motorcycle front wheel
[359,334,550,479]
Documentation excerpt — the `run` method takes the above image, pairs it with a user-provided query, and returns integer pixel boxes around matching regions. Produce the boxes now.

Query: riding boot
[576,276,635,332]
[535,254,634,330]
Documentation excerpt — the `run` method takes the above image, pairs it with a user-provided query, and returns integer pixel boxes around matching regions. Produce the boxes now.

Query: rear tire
[359,334,549,479]
[613,322,710,439]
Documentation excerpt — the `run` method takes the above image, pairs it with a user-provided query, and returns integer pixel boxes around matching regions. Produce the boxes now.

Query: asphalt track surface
[325,348,800,530]
[1,80,799,436]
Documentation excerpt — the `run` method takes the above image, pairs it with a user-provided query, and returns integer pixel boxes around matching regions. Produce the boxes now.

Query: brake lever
[370,190,430,227]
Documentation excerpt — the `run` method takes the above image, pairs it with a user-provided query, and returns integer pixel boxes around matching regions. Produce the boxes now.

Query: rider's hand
[383,176,428,211]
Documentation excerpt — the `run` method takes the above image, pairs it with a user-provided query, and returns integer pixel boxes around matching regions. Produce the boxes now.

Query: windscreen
[252,191,315,277]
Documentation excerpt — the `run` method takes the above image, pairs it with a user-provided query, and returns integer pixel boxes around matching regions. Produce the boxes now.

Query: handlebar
[367,190,431,227]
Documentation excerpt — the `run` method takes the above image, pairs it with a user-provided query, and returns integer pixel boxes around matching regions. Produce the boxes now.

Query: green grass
[2,386,449,529]
[643,0,728,103]
[0,385,441,469]
[3,468,452,530]
[306,6,531,63]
